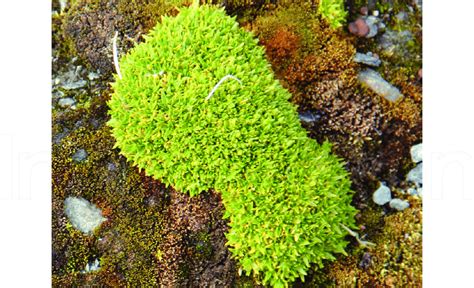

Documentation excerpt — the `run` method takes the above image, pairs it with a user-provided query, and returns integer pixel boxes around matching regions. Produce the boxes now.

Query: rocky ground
[52,0,422,286]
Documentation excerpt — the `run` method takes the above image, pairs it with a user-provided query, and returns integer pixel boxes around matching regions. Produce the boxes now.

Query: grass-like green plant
[108,3,356,287]
[318,0,348,28]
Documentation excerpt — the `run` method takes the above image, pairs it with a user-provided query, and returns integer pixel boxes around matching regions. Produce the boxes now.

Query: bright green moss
[318,0,347,28]
[108,4,356,287]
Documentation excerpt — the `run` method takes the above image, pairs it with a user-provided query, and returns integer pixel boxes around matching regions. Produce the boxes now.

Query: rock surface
[64,196,106,234]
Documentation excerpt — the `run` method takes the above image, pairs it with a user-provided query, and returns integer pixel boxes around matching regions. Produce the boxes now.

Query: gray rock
[365,16,379,38]
[389,198,410,211]
[88,71,100,81]
[407,187,418,196]
[354,52,381,67]
[58,97,76,108]
[358,69,403,102]
[410,143,422,163]
[373,183,392,205]
[62,79,87,90]
[407,163,423,185]
[72,149,88,162]
[52,90,64,99]
[64,197,106,234]
[298,111,320,123]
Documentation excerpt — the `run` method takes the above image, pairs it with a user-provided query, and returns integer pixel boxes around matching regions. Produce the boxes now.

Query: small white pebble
[389,198,410,211]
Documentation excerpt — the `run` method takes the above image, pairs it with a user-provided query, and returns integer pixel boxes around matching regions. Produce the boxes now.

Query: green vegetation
[318,0,347,28]
[108,4,357,287]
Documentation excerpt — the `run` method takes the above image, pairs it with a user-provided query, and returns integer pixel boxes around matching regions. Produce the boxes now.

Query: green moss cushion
[108,4,356,287]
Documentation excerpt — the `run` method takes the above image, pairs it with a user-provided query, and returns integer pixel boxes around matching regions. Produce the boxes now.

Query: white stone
[358,69,403,102]
[373,183,392,205]
[410,143,422,163]
[64,197,106,234]
[389,198,410,211]
[407,163,422,185]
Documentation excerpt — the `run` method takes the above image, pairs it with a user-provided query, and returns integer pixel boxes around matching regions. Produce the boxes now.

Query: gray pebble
[410,143,422,163]
[389,198,410,211]
[373,183,392,205]
[365,16,379,38]
[62,79,87,90]
[64,197,106,234]
[407,163,422,185]
[298,111,320,123]
[358,68,403,102]
[354,52,381,67]
[83,259,101,273]
[58,97,76,108]
[52,90,65,99]
[88,71,100,81]
[72,149,88,162]
[407,187,418,196]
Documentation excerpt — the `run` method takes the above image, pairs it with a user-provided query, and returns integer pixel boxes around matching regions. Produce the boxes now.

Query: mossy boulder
[108,4,357,286]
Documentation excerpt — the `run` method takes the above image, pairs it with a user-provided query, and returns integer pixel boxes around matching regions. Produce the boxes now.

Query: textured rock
[410,143,422,163]
[358,68,403,102]
[373,183,392,205]
[64,197,106,234]
[389,198,410,211]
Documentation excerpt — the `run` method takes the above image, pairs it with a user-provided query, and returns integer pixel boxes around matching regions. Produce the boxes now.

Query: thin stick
[113,31,122,79]
[205,75,242,101]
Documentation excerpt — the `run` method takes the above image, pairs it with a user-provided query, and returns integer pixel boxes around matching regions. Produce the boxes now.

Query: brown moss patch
[157,188,237,287]
[63,0,191,75]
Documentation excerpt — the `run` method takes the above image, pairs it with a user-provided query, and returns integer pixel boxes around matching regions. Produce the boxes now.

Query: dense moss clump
[108,4,356,286]
[318,0,348,28]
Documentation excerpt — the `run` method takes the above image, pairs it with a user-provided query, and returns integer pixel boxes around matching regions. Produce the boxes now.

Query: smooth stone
[358,68,403,102]
[354,52,381,67]
[407,163,422,185]
[389,198,410,211]
[373,183,392,205]
[58,97,76,108]
[410,143,422,163]
[64,197,106,234]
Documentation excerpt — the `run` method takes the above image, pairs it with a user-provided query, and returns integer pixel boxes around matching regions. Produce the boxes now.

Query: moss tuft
[108,4,357,286]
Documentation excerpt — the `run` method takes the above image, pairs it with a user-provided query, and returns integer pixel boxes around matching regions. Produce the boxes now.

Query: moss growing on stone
[108,4,357,286]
